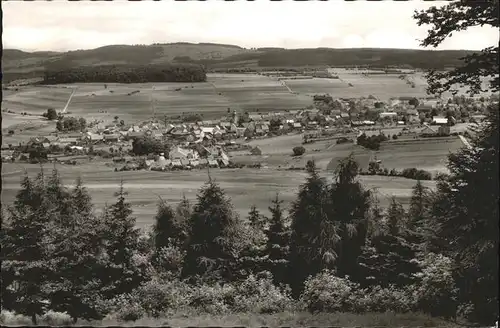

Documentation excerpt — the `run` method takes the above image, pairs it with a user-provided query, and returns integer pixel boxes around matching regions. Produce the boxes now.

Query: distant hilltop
[2,43,476,83]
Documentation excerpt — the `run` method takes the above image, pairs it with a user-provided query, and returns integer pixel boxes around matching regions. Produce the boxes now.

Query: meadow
[0,309,464,327]
[2,153,437,230]
[0,72,468,230]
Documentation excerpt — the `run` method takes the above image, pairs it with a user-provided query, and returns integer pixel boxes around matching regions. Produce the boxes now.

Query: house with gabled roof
[249,114,262,122]
[420,124,438,136]
[104,134,120,143]
[58,137,79,145]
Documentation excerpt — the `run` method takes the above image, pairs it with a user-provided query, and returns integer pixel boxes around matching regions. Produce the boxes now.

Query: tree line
[41,64,207,84]
[1,109,497,325]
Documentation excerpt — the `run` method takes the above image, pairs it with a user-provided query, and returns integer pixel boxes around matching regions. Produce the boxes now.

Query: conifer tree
[265,193,290,285]
[247,204,266,231]
[1,173,53,324]
[366,193,385,240]
[175,195,191,246]
[288,160,332,297]
[152,198,190,275]
[181,178,244,282]
[45,177,105,323]
[407,180,432,250]
[99,181,147,299]
[358,197,419,288]
[153,199,178,250]
[429,108,499,323]
[328,155,372,283]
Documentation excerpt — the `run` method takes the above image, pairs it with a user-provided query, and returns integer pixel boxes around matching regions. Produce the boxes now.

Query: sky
[3,0,499,52]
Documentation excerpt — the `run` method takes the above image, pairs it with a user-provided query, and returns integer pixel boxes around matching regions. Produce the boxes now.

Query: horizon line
[5,42,481,54]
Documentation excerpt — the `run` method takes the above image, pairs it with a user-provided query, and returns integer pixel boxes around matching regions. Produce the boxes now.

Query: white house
[169,146,199,160]
[432,117,448,125]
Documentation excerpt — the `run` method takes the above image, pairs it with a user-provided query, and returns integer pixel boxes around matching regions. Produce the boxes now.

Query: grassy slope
[2,44,474,83]
[0,310,465,327]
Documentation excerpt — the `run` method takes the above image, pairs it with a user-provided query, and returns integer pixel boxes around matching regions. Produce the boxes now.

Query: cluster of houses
[143,144,231,171]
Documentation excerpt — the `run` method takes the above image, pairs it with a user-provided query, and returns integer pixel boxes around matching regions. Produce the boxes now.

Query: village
[1,93,493,171]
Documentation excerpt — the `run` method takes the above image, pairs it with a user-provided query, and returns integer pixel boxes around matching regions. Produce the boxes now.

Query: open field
[376,137,464,174]
[208,73,312,111]
[0,309,464,327]
[230,133,465,173]
[230,134,371,171]
[1,159,435,230]
[329,68,494,100]
[284,77,349,95]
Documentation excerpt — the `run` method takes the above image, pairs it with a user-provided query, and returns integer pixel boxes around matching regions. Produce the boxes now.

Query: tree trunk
[31,313,37,325]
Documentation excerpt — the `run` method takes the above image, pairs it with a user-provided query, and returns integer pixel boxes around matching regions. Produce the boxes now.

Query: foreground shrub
[301,271,359,313]
[115,302,145,322]
[40,310,73,326]
[231,274,295,314]
[355,285,416,313]
[301,271,417,314]
[132,278,193,318]
[410,253,459,319]
[189,283,234,315]
[153,245,186,278]
[0,310,33,326]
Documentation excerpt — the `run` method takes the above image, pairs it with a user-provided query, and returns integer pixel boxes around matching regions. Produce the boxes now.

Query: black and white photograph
[1,0,499,326]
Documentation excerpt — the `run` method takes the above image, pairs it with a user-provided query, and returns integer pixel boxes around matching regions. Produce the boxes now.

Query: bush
[231,274,295,314]
[40,310,73,326]
[132,279,193,318]
[301,271,416,314]
[153,246,186,277]
[292,146,306,156]
[410,253,459,319]
[45,108,58,120]
[401,168,433,180]
[301,270,359,313]
[357,133,388,150]
[355,285,416,313]
[116,303,144,322]
[0,310,33,326]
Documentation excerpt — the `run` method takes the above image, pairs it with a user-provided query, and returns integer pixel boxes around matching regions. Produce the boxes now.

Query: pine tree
[328,155,372,283]
[430,108,499,323]
[366,193,385,240]
[153,199,178,250]
[407,180,432,250]
[181,178,244,282]
[358,197,419,288]
[45,177,105,323]
[265,193,290,285]
[1,173,53,324]
[414,2,498,323]
[247,204,266,231]
[99,181,147,299]
[288,160,332,297]
[175,195,191,248]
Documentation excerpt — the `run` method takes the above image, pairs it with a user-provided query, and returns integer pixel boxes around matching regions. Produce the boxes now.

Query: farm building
[58,137,79,145]
[379,112,398,119]
[84,133,104,143]
[169,146,199,160]
[104,134,120,143]
[431,117,448,125]
[420,125,438,136]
